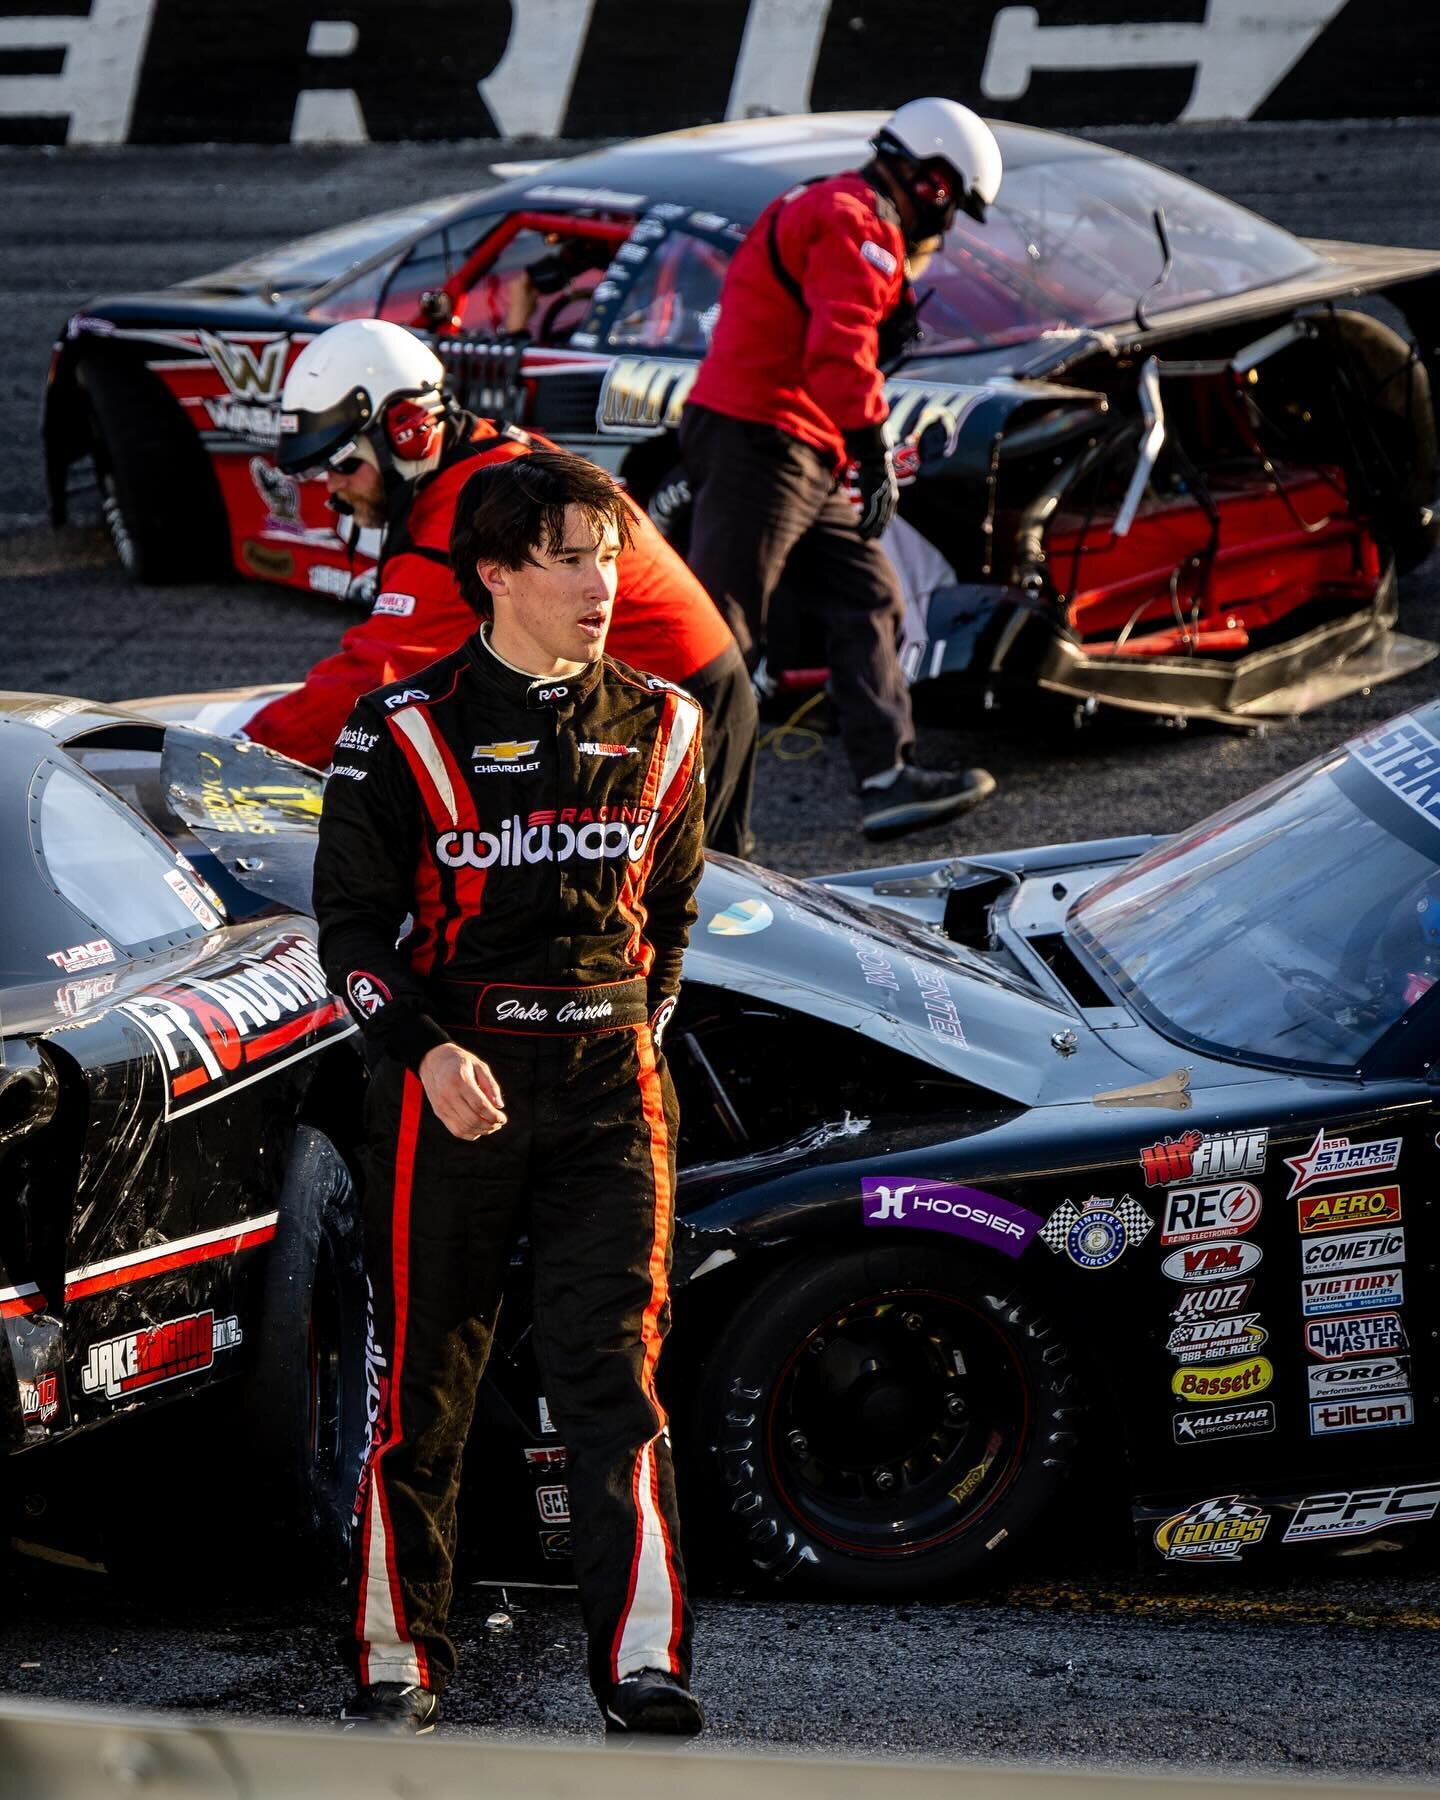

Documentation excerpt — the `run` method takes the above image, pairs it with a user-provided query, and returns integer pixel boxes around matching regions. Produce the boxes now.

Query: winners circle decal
[118,931,353,1117]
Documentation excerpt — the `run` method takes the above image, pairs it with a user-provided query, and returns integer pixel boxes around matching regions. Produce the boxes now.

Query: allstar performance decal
[117,931,354,1117]
[80,1308,242,1401]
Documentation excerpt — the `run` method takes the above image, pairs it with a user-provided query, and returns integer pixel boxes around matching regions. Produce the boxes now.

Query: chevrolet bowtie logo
[473,740,540,761]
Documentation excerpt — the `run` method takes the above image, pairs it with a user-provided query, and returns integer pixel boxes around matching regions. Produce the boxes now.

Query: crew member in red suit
[680,98,1003,841]
[247,318,756,855]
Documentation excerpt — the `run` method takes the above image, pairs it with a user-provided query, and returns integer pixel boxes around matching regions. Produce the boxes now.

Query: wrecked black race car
[8,691,1440,1593]
[43,111,1440,725]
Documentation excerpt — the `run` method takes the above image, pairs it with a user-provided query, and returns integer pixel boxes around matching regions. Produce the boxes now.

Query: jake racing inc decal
[81,1309,242,1400]
[118,931,353,1117]
[1154,1496,1270,1563]
[861,1179,1041,1258]
[1284,1126,1401,1198]
[1039,1196,1153,1269]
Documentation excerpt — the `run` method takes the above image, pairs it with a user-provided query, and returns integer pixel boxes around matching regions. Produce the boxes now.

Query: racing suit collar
[467,624,604,713]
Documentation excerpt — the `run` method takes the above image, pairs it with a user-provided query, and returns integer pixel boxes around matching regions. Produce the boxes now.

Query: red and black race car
[41,111,1440,724]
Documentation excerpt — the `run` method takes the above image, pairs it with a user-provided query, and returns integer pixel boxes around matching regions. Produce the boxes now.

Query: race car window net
[1070,726,1440,1073]
[31,764,216,959]
[604,229,729,354]
[896,153,1320,360]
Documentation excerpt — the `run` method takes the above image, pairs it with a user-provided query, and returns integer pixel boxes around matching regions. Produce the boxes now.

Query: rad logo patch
[81,1310,241,1400]
[118,932,353,1118]
[1298,1187,1401,1233]
[1159,1182,1262,1246]
[861,1179,1041,1257]
[1154,1495,1270,1562]
[1284,1126,1401,1198]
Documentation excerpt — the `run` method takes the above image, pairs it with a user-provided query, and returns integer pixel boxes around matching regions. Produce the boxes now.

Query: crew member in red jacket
[247,319,757,854]
[680,98,1003,841]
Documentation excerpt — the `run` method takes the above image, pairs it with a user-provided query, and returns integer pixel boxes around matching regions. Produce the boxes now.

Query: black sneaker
[339,1682,439,1734]
[605,1668,705,1736]
[860,765,996,841]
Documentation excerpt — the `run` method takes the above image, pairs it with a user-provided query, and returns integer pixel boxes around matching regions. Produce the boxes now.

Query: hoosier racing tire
[696,1243,1081,1596]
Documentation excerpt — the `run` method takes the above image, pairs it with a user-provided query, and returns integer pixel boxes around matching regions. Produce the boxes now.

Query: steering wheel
[1278,964,1384,1051]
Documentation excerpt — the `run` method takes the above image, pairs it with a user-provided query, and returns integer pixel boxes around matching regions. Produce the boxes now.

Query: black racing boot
[860,764,996,841]
[605,1668,705,1736]
[339,1682,439,1734]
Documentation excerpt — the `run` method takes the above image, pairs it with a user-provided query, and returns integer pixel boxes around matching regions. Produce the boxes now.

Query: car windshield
[1070,710,1440,1071]
[903,152,1319,357]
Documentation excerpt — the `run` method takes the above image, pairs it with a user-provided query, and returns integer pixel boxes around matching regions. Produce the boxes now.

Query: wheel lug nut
[787,1430,808,1456]
[808,1336,826,1354]
[902,1312,924,1332]
[874,1469,896,1493]
[945,1394,967,1420]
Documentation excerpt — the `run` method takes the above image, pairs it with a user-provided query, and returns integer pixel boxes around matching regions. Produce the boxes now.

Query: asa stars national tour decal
[1284,1126,1401,1198]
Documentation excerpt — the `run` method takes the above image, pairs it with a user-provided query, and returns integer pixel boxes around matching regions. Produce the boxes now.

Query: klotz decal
[1154,1496,1270,1563]
[1284,1127,1401,1198]
[861,1178,1041,1258]
[1039,1196,1153,1269]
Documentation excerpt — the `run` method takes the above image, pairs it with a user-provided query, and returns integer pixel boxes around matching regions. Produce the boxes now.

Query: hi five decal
[118,931,353,1117]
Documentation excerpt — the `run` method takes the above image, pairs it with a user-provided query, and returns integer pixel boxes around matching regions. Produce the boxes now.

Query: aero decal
[65,1214,279,1303]
[611,1024,683,1681]
[357,1071,426,1689]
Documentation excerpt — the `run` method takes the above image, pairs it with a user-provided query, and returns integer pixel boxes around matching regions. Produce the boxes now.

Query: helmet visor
[274,386,373,477]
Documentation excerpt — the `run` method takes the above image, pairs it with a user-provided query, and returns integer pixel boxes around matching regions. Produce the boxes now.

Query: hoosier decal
[118,931,353,1117]
[80,1310,241,1401]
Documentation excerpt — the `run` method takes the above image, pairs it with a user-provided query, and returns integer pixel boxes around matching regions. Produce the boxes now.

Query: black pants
[679,404,915,784]
[349,1023,692,1707]
[684,641,758,859]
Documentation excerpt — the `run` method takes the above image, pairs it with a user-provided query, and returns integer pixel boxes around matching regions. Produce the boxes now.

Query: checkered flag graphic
[1115,1194,1153,1246]
[1181,1496,1252,1525]
[1038,1201,1079,1256]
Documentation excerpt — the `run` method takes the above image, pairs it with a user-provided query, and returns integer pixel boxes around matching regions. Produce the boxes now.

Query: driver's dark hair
[450,450,633,618]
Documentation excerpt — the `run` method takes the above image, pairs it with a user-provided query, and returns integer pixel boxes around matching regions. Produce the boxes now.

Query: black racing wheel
[695,1242,1080,1595]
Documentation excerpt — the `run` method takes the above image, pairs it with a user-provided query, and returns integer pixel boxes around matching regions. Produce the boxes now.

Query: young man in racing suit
[314,450,705,1736]
[247,318,756,855]
[680,98,1003,842]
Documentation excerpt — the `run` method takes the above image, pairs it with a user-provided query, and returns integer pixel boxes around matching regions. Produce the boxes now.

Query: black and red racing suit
[312,629,705,1708]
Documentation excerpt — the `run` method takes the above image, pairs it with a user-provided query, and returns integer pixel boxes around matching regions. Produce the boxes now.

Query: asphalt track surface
[5,120,1440,1774]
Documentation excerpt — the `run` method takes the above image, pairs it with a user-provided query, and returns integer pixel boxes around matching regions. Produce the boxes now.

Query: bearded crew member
[315,450,706,1737]
[248,318,756,855]
[680,98,1004,841]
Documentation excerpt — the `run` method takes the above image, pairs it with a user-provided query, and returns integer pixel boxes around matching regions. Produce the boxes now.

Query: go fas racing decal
[1154,1495,1270,1563]
[118,931,353,1117]
[80,1308,242,1401]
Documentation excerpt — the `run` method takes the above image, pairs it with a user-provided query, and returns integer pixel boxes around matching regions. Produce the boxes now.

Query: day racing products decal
[1038,1196,1153,1269]
[861,1179,1041,1257]
[117,931,353,1117]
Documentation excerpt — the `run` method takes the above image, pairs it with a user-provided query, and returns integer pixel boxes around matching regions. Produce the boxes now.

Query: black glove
[844,425,900,541]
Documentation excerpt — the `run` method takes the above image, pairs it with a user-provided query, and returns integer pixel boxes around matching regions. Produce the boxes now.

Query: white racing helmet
[874,97,1003,232]
[277,317,448,480]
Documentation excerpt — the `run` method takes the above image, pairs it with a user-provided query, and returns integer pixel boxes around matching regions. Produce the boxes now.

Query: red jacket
[687,172,904,468]
[247,418,734,770]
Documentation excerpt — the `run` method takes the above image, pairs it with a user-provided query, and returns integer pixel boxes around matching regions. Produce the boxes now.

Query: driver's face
[326,458,386,528]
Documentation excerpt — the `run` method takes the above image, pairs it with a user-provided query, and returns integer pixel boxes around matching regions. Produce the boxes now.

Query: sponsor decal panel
[1285,1126,1401,1198]
[524,1446,568,1472]
[118,931,353,1117]
[1302,1268,1404,1316]
[1162,1240,1263,1283]
[80,1309,241,1401]
[1165,1314,1267,1362]
[1299,1227,1405,1273]
[1297,1186,1401,1234]
[346,971,391,1019]
[372,591,416,617]
[707,897,773,937]
[1284,1484,1440,1544]
[1307,1357,1410,1400]
[1172,1356,1273,1403]
[1039,1195,1153,1270]
[1159,1182,1262,1246]
[472,739,541,776]
[861,1179,1041,1257]
[1304,1313,1406,1361]
[1309,1395,1416,1436]
[164,866,221,929]
[1172,1403,1275,1446]
[536,1485,571,1525]
[336,726,378,755]
[437,809,656,869]
[1140,1128,1267,1188]
[19,1372,60,1425]
[1154,1496,1270,1563]
[1170,1280,1254,1322]
[47,937,116,974]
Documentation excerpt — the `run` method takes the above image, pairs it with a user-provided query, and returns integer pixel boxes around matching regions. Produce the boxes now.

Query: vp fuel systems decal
[118,932,353,1117]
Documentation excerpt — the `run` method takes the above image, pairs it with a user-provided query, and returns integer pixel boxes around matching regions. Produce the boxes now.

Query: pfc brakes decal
[117,931,354,1117]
